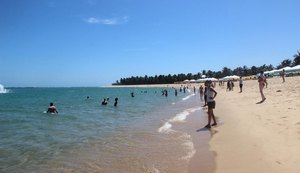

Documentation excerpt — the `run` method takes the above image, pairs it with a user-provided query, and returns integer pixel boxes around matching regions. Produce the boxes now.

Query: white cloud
[85,16,129,25]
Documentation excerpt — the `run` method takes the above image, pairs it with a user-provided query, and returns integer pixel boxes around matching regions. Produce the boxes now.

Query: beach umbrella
[281,66,293,72]
[183,79,190,83]
[221,75,240,81]
[290,65,300,71]
[190,79,196,83]
[207,77,218,81]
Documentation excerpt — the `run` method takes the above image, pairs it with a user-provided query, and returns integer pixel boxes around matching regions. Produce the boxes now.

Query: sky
[0,0,299,87]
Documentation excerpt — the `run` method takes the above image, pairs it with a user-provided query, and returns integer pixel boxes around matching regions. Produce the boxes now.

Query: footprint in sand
[280,116,288,119]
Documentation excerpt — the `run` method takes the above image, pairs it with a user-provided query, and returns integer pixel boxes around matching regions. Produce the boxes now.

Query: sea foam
[180,133,196,161]
[182,93,195,101]
[0,84,9,93]
[170,111,190,122]
[158,122,174,134]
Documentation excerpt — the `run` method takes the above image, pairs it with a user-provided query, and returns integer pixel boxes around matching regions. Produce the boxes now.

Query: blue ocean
[0,85,208,173]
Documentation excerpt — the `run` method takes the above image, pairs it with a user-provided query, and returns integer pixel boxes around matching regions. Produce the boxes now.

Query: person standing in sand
[239,76,243,93]
[199,85,204,101]
[258,71,267,102]
[280,69,286,82]
[205,83,217,128]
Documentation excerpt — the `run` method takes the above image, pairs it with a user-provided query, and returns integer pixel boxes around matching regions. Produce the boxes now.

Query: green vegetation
[114,50,300,85]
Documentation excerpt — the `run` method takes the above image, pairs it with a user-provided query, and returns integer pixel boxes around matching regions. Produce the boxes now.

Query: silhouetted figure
[47,102,58,113]
[258,71,267,102]
[131,92,135,97]
[280,69,286,82]
[239,77,243,93]
[199,85,204,101]
[114,98,118,106]
[102,98,108,105]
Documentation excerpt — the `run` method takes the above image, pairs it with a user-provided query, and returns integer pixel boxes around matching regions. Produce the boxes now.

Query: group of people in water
[101,97,118,106]
[46,96,119,114]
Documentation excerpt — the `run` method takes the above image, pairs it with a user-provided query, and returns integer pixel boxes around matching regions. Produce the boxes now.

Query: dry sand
[211,76,300,173]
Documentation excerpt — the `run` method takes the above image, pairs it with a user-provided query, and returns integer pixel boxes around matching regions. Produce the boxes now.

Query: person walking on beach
[280,69,286,82]
[47,102,58,113]
[258,71,267,102]
[205,84,217,128]
[239,77,243,93]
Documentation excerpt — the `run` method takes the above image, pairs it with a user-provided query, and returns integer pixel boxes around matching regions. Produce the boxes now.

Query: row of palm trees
[113,50,300,85]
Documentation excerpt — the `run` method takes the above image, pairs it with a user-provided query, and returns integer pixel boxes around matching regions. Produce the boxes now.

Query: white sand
[211,76,300,173]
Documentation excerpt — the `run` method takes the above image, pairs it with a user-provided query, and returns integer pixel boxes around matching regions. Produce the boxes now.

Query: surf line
[157,107,201,163]
[158,107,202,134]
[182,93,195,101]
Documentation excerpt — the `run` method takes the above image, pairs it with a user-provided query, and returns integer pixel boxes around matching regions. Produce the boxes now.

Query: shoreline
[107,76,300,172]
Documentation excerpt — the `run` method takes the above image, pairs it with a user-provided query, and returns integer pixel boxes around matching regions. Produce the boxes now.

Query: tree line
[113,50,300,85]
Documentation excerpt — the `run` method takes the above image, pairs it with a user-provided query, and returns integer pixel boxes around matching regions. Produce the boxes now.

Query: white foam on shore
[182,93,195,101]
[180,134,196,161]
[157,107,201,167]
[158,107,202,134]
[158,122,174,134]
[186,107,202,113]
[170,111,190,122]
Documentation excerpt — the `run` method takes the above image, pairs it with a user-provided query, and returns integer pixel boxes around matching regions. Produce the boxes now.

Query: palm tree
[277,59,292,69]
[293,50,300,66]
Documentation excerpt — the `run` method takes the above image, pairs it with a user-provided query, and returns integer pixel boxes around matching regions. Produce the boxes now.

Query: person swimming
[114,97,118,106]
[47,102,58,113]
[101,98,108,105]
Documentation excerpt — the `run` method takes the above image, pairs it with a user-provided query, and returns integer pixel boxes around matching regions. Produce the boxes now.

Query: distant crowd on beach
[198,68,290,128]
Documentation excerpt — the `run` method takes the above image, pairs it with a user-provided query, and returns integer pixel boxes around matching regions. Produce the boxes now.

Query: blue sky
[1,0,299,87]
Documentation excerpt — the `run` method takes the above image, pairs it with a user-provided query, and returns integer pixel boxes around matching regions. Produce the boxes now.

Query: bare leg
[205,110,212,128]
[259,84,266,101]
[211,110,217,125]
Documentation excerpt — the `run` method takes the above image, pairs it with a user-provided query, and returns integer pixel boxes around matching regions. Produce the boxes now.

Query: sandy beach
[109,76,300,172]
[210,76,300,173]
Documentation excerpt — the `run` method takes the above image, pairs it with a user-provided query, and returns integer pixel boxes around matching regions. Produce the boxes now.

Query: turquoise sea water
[0,86,207,173]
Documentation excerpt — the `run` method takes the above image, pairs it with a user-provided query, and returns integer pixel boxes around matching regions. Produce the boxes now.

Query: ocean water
[0,85,207,173]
